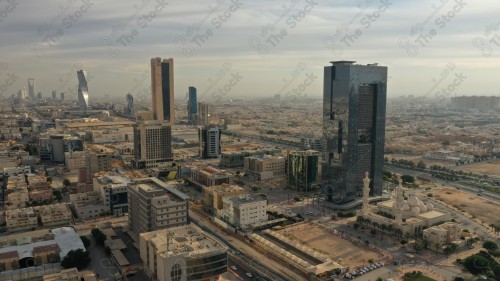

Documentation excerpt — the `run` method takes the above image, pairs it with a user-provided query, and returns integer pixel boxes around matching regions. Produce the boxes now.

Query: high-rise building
[133,114,173,169]
[124,93,134,117]
[151,57,174,123]
[60,92,64,102]
[188,86,197,124]
[52,90,56,101]
[287,150,319,192]
[323,61,387,201]
[198,102,209,126]
[28,78,35,101]
[199,125,221,159]
[77,70,89,109]
[39,134,84,164]
[128,177,189,238]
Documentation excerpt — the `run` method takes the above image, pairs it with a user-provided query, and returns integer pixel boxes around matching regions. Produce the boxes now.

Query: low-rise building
[93,174,129,216]
[222,194,267,229]
[70,191,108,219]
[203,184,246,215]
[5,207,38,232]
[190,166,231,191]
[35,204,72,227]
[244,154,286,180]
[139,224,227,281]
[423,221,462,252]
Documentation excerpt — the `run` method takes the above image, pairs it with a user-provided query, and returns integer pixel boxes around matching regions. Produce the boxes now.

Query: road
[189,208,304,281]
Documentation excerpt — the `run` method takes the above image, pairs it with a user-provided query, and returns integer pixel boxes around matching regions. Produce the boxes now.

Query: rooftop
[129,177,190,201]
[140,224,227,259]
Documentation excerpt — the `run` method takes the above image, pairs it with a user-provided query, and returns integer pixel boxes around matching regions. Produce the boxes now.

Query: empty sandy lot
[433,188,500,226]
[451,159,500,177]
[278,223,382,268]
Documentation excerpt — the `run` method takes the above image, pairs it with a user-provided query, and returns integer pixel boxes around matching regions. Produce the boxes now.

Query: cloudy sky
[0,0,499,102]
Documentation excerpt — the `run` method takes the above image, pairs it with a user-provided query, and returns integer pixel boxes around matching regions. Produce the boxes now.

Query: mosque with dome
[356,173,452,238]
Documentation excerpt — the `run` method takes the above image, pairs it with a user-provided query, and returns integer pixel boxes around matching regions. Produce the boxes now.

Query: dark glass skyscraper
[188,86,197,124]
[151,57,174,123]
[323,61,387,202]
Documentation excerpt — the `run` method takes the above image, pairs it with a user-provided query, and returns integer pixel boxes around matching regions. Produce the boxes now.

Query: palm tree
[387,224,394,235]
[381,224,387,239]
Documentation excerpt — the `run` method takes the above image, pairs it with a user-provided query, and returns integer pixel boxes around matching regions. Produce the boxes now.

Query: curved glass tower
[77,70,89,109]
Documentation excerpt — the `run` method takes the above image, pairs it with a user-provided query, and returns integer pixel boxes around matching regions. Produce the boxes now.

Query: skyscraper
[77,70,89,109]
[198,102,209,126]
[323,61,387,201]
[287,150,319,192]
[125,93,134,117]
[188,86,197,125]
[151,57,174,123]
[199,125,221,159]
[28,78,35,101]
[52,90,56,101]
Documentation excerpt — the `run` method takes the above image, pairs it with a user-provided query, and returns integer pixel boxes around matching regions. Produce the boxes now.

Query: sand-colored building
[203,184,246,215]
[423,222,462,251]
[5,207,38,232]
[35,204,73,227]
[244,154,286,180]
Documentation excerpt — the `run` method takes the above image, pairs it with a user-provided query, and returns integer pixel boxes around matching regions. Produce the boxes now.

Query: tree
[105,246,111,256]
[463,254,490,275]
[53,190,62,202]
[401,174,415,184]
[80,236,91,248]
[46,176,52,183]
[483,241,498,251]
[61,249,90,270]
[91,228,106,247]
[417,161,426,169]
[63,178,71,187]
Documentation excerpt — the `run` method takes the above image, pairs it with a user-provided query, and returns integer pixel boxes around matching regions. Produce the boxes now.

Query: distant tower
[77,70,89,109]
[52,90,57,101]
[188,87,197,125]
[125,93,134,117]
[199,125,221,159]
[28,79,35,101]
[21,87,27,100]
[60,92,65,102]
[151,57,174,123]
[323,61,388,201]
[198,102,209,126]
[37,92,42,99]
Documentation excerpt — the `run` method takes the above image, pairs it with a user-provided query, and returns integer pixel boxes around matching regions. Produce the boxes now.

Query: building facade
[77,70,89,109]
[187,86,197,124]
[199,125,221,159]
[244,154,286,180]
[128,177,189,238]
[198,102,209,126]
[203,184,246,215]
[323,61,387,201]
[151,57,174,123]
[287,150,319,192]
[133,120,173,169]
[140,224,227,281]
[222,194,267,229]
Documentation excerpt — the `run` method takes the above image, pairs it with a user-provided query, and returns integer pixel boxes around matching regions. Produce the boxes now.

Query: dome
[402,203,410,211]
[418,202,427,212]
[411,206,421,215]
[425,203,434,211]
[407,195,420,206]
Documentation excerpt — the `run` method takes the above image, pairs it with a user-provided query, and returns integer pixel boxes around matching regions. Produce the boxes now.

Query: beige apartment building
[5,207,38,232]
[70,191,108,219]
[423,221,462,251]
[35,203,73,227]
[128,177,189,238]
[65,151,87,172]
[244,154,286,180]
[190,166,231,191]
[203,184,246,215]
[140,224,227,281]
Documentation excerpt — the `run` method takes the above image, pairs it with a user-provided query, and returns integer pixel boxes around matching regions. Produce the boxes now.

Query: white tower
[361,172,370,215]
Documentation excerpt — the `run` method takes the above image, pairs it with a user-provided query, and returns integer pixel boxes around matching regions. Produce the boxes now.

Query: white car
[246,272,253,278]
[230,265,237,271]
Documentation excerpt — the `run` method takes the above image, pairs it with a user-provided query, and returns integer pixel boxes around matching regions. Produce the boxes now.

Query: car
[468,245,475,249]
[345,274,351,279]
[246,273,253,278]
[230,265,237,271]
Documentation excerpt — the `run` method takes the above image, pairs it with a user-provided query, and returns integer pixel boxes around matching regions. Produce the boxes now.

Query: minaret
[361,172,370,215]
[395,176,404,225]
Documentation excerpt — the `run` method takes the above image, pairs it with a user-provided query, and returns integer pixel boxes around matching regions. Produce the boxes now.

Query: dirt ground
[385,154,452,167]
[451,159,500,177]
[433,188,500,226]
[277,223,382,269]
